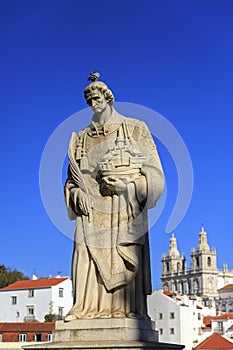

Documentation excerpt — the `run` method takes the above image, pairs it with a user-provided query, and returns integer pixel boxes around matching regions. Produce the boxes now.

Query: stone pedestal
[23,318,184,350]
[53,318,158,343]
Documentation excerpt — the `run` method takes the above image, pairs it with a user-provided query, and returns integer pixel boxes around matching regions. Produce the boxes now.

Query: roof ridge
[0,277,68,291]
[194,332,233,349]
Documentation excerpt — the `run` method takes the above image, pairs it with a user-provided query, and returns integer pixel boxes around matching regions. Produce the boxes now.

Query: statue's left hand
[78,190,91,216]
[103,177,127,193]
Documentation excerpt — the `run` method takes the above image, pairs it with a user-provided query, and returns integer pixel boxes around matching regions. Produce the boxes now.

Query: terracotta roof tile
[218,284,233,292]
[163,291,174,297]
[203,314,233,325]
[0,322,55,332]
[0,278,68,291]
[203,316,212,327]
[212,314,233,320]
[193,332,233,349]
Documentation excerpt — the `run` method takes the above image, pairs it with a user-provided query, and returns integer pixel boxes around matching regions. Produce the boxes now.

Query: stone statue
[64,74,164,321]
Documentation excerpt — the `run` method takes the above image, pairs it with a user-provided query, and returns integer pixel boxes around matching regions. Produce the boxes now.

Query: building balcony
[213,327,224,334]
[23,316,37,322]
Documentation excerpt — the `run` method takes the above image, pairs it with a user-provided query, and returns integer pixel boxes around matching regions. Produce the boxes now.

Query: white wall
[147,290,216,350]
[0,288,51,322]
[0,278,73,322]
[217,273,233,290]
[148,291,181,345]
[51,279,73,318]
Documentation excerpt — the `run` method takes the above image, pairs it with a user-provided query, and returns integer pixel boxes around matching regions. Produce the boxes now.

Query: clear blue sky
[1,0,233,289]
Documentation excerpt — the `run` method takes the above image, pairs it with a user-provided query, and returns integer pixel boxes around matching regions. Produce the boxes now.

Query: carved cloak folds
[64,109,164,319]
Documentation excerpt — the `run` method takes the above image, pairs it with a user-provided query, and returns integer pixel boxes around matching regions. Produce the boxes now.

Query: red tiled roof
[203,316,212,330]
[163,291,174,297]
[212,314,233,320]
[0,278,68,291]
[0,322,55,332]
[229,325,233,330]
[193,332,233,349]
[203,316,211,326]
[218,284,233,292]
[203,314,233,325]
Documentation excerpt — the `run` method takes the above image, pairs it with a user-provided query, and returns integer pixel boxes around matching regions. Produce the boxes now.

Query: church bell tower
[162,234,186,293]
[190,226,218,297]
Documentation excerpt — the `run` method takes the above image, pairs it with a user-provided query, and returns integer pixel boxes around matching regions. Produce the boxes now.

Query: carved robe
[64,109,164,319]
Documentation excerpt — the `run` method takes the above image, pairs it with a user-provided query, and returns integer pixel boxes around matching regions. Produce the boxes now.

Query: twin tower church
[161,226,233,298]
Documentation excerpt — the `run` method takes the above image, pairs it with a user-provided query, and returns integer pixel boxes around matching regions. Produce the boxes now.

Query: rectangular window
[28,289,34,298]
[170,328,175,335]
[25,306,35,321]
[198,312,201,320]
[28,307,34,315]
[47,334,53,342]
[11,296,17,305]
[159,313,163,320]
[58,307,64,320]
[19,334,27,342]
[218,321,223,333]
[59,288,64,297]
[159,329,163,335]
[0,334,3,342]
[34,333,42,341]
[170,312,175,319]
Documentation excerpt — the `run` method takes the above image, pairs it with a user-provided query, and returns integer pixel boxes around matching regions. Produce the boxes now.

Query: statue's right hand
[70,188,90,216]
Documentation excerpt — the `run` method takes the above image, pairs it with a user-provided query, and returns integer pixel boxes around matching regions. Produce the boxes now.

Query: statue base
[23,318,184,350]
[53,318,158,342]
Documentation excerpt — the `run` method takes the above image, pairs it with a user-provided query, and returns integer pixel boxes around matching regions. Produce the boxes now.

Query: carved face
[86,90,108,113]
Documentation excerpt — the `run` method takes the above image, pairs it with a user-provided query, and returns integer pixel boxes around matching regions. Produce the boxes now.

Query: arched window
[166,262,170,272]
[188,280,192,294]
[178,282,183,293]
[196,257,199,268]
[177,262,181,273]
[207,257,211,267]
[193,279,199,294]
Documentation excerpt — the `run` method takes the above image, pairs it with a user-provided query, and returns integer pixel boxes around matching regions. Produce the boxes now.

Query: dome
[196,226,210,252]
[167,233,180,258]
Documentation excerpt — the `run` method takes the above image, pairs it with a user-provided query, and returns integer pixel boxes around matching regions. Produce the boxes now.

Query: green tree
[44,313,57,322]
[0,264,29,288]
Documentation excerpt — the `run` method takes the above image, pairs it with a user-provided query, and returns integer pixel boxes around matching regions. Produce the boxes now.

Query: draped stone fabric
[64,108,164,319]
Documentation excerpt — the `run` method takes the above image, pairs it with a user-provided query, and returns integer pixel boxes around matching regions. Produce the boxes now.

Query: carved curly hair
[84,81,114,105]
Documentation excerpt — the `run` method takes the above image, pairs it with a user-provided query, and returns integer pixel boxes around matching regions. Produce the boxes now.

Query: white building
[0,277,72,322]
[203,314,233,341]
[211,314,233,335]
[147,289,216,350]
[216,285,233,314]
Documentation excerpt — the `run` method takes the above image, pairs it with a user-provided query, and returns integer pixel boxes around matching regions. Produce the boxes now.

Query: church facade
[161,227,233,298]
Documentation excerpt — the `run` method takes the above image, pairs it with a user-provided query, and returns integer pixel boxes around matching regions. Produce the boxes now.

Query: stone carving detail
[64,74,164,321]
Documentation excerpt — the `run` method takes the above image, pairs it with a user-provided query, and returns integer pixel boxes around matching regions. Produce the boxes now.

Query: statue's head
[84,81,114,104]
[84,73,114,113]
